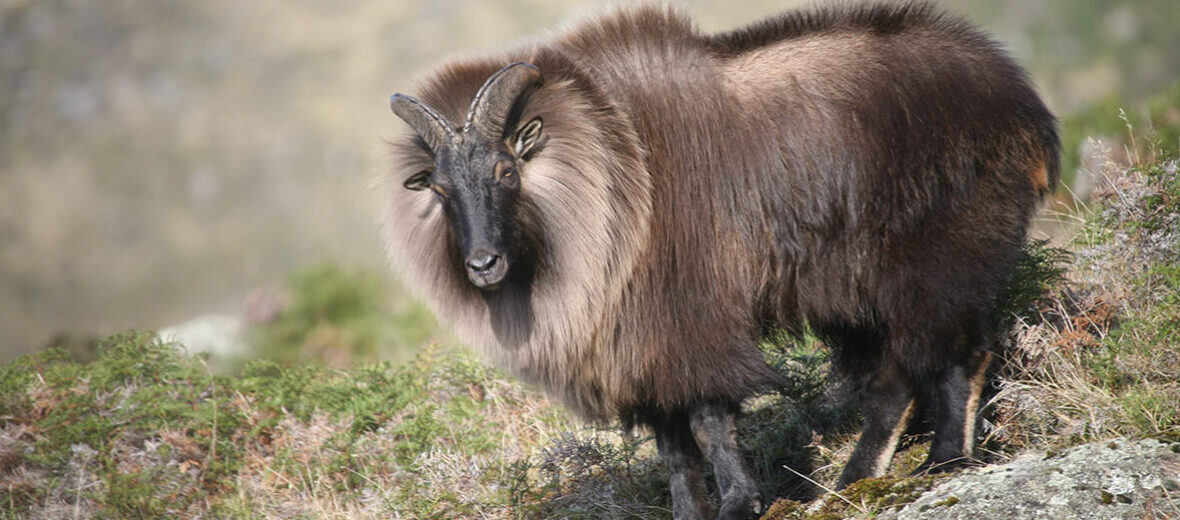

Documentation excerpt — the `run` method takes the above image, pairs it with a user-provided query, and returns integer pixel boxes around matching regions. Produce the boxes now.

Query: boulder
[880,439,1180,520]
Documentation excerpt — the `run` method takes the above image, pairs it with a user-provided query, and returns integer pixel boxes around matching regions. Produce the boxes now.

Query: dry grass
[987,132,1180,460]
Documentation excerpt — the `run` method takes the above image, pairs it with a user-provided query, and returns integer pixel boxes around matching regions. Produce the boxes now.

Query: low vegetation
[2,90,1178,518]
[248,263,438,368]
[0,332,576,518]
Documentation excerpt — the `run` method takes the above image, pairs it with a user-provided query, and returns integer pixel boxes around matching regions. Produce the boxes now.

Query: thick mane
[382,48,652,420]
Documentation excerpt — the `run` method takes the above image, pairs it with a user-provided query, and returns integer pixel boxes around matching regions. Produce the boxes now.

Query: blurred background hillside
[1,0,1178,360]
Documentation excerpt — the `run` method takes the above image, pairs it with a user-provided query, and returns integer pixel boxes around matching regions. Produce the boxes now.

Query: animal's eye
[403,170,431,191]
[430,183,447,198]
[494,162,518,183]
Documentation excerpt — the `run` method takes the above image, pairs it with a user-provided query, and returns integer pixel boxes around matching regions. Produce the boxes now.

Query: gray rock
[158,313,245,358]
[880,439,1180,520]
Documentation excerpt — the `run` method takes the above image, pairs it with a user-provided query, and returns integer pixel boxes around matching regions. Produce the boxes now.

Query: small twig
[73,459,83,520]
[781,464,867,514]
[1118,108,1141,166]
[199,358,218,470]
[1159,480,1180,516]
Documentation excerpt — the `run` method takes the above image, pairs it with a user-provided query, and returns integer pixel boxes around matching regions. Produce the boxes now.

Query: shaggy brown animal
[380,3,1058,519]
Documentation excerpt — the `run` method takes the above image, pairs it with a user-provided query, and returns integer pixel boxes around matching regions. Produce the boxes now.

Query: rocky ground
[881,439,1180,520]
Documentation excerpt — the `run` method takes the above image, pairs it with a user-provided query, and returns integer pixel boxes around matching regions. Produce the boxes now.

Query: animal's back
[701,2,1060,369]
[552,2,1059,379]
[560,3,1057,227]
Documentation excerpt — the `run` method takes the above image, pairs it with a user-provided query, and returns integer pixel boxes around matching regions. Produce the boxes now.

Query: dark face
[392,62,544,291]
[403,118,543,290]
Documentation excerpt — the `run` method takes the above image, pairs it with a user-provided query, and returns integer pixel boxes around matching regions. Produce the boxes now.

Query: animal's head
[390,63,545,291]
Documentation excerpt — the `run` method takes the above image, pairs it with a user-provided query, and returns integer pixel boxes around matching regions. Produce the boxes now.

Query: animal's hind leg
[917,350,993,473]
[690,403,761,520]
[837,360,915,489]
[654,412,712,520]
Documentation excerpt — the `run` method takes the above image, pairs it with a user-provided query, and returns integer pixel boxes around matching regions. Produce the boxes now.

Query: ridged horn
[463,62,542,138]
[389,93,454,151]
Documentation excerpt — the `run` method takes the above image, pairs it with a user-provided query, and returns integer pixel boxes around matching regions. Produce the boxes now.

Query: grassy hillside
[3,104,1179,519]
[4,0,1180,361]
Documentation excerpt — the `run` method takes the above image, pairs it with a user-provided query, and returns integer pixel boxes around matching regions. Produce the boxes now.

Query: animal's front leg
[690,403,761,520]
[654,412,712,520]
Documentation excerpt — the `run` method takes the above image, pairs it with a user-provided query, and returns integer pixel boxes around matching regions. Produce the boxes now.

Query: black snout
[466,252,500,272]
[465,248,509,290]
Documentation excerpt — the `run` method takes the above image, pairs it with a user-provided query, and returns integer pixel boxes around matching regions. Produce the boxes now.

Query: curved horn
[390,93,454,151]
[463,62,542,138]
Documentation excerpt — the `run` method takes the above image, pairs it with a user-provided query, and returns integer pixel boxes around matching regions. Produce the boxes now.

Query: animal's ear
[514,117,543,157]
[403,170,431,191]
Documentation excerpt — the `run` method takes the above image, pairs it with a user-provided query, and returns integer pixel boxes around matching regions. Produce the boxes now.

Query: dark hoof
[717,494,761,520]
[836,468,871,490]
[911,456,975,476]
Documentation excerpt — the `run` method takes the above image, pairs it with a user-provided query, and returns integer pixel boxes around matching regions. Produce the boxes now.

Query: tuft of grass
[511,431,670,519]
[248,263,437,367]
[1060,80,1180,192]
[1075,154,1180,442]
[0,332,243,518]
[759,474,945,520]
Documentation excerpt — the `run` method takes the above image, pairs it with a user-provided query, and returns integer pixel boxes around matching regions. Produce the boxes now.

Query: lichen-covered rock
[880,439,1180,520]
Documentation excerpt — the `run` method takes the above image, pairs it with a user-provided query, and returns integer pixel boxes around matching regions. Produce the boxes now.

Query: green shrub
[248,263,437,366]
